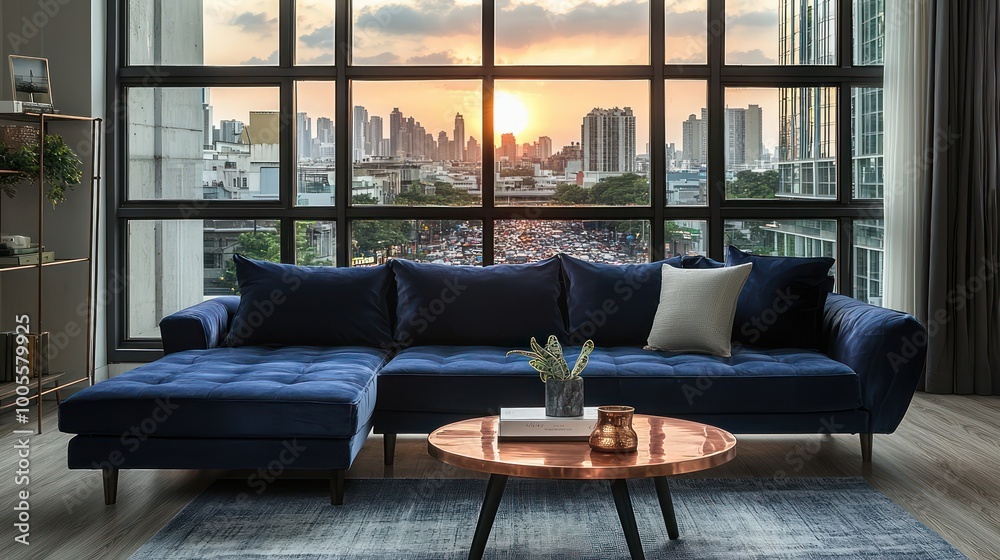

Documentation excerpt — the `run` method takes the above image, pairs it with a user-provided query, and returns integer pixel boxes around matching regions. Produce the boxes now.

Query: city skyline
[205,82,789,161]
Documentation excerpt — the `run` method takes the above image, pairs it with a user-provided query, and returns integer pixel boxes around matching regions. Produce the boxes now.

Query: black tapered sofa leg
[331,469,346,505]
[860,433,873,463]
[384,433,397,466]
[103,468,119,505]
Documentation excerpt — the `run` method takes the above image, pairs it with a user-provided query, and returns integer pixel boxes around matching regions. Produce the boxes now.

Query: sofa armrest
[158,297,241,355]
[822,294,926,433]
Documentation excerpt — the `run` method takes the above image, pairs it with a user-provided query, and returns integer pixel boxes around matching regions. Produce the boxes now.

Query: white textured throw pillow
[645,262,753,357]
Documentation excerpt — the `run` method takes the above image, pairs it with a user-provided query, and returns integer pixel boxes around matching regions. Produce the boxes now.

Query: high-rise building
[453,113,466,161]
[315,117,334,143]
[581,106,636,173]
[745,104,763,166]
[779,0,838,65]
[770,0,885,304]
[202,91,213,149]
[389,108,403,157]
[522,142,535,160]
[537,136,553,161]
[776,87,837,198]
[297,112,312,160]
[499,133,518,162]
[218,119,244,144]
[466,136,481,163]
[438,130,449,160]
[352,106,368,161]
[724,108,747,167]
[369,116,384,157]
[855,0,885,65]
[682,113,706,165]
[403,116,416,157]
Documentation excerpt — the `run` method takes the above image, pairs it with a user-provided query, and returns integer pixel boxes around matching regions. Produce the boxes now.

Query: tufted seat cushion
[59,347,388,439]
[376,346,862,416]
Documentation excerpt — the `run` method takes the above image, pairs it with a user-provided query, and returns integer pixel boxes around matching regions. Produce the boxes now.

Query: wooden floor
[2,393,998,560]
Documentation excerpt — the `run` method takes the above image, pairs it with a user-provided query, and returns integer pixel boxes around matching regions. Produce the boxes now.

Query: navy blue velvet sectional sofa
[59,253,926,505]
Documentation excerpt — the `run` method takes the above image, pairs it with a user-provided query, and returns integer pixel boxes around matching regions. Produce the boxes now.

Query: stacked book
[0,332,49,382]
[0,245,54,266]
[498,407,599,441]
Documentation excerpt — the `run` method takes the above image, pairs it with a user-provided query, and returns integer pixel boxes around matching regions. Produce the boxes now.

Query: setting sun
[494,91,529,136]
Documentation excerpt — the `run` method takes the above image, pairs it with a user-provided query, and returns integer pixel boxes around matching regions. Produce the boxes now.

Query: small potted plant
[507,335,594,417]
[0,132,83,206]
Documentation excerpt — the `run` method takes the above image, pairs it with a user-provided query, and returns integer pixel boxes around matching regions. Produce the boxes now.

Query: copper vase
[588,406,638,453]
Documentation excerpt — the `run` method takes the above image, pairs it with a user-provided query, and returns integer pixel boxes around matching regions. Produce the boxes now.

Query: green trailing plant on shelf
[0,134,83,206]
[507,335,595,382]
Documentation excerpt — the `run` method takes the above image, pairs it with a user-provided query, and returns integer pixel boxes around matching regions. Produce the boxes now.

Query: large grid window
[108,0,884,359]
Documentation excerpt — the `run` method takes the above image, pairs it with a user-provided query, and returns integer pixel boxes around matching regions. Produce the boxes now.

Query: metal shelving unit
[0,112,102,433]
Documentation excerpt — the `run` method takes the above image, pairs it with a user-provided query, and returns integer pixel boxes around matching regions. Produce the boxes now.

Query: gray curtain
[924,0,1000,394]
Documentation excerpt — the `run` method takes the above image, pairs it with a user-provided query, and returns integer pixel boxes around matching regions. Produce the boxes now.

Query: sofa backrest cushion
[392,257,566,346]
[225,255,393,348]
[646,262,753,357]
[560,254,723,346]
[726,246,835,350]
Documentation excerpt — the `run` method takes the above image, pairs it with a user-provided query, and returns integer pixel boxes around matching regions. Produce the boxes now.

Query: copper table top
[427,415,737,480]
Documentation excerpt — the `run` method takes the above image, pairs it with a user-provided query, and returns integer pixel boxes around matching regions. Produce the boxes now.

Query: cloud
[354,1,480,36]
[494,1,649,48]
[353,0,649,50]
[301,53,335,65]
[241,50,279,65]
[664,9,708,37]
[231,11,278,35]
[300,25,335,50]
[666,52,707,64]
[407,51,461,64]
[727,10,779,28]
[353,51,402,65]
[727,49,777,65]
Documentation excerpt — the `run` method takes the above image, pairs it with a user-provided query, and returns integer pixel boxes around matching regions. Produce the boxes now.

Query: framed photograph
[9,55,53,107]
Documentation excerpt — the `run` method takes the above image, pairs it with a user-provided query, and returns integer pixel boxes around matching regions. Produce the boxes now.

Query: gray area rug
[131,477,965,559]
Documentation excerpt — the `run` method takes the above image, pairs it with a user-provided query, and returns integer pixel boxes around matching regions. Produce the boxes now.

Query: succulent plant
[507,335,595,383]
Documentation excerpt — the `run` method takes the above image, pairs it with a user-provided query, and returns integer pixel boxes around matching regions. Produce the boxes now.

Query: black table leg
[469,474,508,560]
[653,477,679,540]
[610,479,645,560]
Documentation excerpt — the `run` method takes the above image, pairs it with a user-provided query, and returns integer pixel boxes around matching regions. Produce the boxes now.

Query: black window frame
[106,0,884,361]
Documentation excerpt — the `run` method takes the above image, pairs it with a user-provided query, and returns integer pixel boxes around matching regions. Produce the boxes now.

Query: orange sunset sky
[198,0,789,155]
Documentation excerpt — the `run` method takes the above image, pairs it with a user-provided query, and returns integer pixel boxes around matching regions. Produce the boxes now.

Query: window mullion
[482,0,497,265]
[707,0,726,260]
[651,0,666,260]
[335,0,350,267]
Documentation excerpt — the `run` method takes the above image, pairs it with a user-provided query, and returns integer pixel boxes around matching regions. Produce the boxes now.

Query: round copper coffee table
[428,415,737,560]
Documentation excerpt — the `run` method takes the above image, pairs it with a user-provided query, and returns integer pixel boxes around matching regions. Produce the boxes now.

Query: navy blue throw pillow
[391,258,566,346]
[225,255,393,348]
[726,246,835,350]
[560,254,723,346]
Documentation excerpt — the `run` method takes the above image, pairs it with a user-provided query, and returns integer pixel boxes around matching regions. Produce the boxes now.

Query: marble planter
[545,377,584,417]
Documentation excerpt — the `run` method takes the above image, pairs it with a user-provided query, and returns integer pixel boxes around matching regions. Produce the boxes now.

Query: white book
[498,407,599,441]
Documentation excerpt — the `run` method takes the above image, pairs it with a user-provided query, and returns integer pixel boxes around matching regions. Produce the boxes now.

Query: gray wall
[0,0,106,391]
